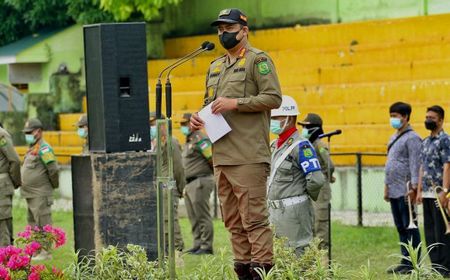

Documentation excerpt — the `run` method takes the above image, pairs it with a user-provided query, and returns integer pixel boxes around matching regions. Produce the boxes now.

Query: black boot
[250,262,274,280]
[234,262,252,280]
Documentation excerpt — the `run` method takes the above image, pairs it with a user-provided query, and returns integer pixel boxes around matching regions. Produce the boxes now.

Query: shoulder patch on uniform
[0,136,7,147]
[256,57,271,75]
[197,138,212,160]
[298,140,321,174]
[38,144,56,164]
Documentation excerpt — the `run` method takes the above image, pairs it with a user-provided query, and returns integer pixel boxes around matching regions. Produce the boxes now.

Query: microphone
[319,129,342,139]
[164,42,215,119]
[165,42,215,78]
[155,41,210,119]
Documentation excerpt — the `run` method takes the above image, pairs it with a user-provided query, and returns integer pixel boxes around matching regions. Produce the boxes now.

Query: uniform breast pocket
[25,156,38,169]
[223,72,246,98]
[206,77,219,99]
[275,161,294,182]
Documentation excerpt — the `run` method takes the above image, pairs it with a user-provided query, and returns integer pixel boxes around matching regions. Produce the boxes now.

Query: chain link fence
[330,153,395,227]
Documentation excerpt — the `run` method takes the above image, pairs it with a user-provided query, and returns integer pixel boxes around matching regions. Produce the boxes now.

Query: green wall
[159,0,450,40]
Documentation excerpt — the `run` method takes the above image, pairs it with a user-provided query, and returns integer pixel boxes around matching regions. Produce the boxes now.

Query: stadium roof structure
[0,83,25,112]
[0,28,63,65]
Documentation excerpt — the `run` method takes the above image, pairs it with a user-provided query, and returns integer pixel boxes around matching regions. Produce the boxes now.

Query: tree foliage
[99,0,182,21]
[0,0,180,47]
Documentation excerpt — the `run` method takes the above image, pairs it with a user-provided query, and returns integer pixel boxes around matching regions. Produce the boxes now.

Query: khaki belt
[268,194,308,209]
[0,173,9,179]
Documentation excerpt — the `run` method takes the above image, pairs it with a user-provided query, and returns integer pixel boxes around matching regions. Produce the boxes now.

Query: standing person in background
[268,96,325,256]
[190,8,282,280]
[383,102,422,274]
[149,112,185,253]
[0,122,21,246]
[75,114,89,154]
[180,113,215,255]
[298,113,335,262]
[21,118,59,260]
[417,105,450,277]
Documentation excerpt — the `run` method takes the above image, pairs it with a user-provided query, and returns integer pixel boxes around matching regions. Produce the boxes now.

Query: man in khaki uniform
[269,96,325,256]
[149,112,185,252]
[21,118,59,259]
[0,122,21,246]
[75,114,89,154]
[298,113,335,254]
[190,8,282,280]
[180,113,215,255]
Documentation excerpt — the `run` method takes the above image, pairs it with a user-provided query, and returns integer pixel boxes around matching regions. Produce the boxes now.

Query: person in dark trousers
[417,105,450,277]
[384,102,422,274]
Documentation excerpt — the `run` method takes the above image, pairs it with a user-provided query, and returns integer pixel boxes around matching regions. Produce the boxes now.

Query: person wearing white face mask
[384,102,422,274]
[298,113,335,263]
[268,95,325,256]
[21,118,59,260]
[74,114,89,154]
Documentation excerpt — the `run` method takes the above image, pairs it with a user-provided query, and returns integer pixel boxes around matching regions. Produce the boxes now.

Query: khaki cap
[23,118,43,133]
[75,114,88,127]
[297,113,323,126]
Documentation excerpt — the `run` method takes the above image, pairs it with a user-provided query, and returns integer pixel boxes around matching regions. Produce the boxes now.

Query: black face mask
[425,119,437,131]
[219,30,241,50]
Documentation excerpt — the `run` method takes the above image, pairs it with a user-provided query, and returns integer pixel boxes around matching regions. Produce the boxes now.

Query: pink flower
[51,266,63,277]
[24,242,41,256]
[52,229,66,248]
[28,272,40,280]
[6,254,30,270]
[31,264,45,273]
[42,225,52,233]
[0,266,9,279]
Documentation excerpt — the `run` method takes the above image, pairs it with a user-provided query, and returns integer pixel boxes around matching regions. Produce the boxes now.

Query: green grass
[11,203,423,279]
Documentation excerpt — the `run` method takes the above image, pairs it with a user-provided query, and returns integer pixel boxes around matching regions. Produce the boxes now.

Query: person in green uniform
[298,113,335,257]
[75,114,89,154]
[21,118,59,260]
[149,112,185,252]
[268,96,325,256]
[180,113,215,255]
[0,122,21,246]
[190,8,282,280]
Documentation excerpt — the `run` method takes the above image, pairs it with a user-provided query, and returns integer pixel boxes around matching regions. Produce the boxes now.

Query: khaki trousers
[26,196,53,227]
[0,195,13,246]
[215,164,273,264]
[185,175,214,250]
[313,183,331,250]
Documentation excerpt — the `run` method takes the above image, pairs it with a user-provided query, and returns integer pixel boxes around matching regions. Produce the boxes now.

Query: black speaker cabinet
[71,153,157,260]
[84,22,150,153]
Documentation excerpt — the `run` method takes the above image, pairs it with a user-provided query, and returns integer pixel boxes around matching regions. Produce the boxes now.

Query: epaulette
[248,47,264,55]
[210,54,227,64]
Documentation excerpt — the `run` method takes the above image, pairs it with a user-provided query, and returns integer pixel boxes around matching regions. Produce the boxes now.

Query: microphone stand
[323,131,341,267]
[155,43,214,279]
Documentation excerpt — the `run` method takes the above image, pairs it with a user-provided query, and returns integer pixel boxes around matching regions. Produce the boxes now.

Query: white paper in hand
[198,103,232,143]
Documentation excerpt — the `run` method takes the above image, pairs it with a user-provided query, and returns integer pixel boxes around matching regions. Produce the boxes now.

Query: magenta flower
[42,225,52,233]
[31,264,45,273]
[27,271,40,280]
[7,254,30,270]
[0,266,9,278]
[24,242,41,256]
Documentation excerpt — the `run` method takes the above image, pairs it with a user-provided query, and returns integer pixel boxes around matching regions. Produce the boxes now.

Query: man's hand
[408,188,417,204]
[190,113,204,131]
[416,190,423,204]
[211,97,238,114]
[384,185,389,202]
[439,191,448,209]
